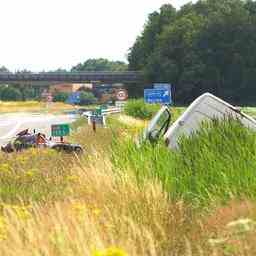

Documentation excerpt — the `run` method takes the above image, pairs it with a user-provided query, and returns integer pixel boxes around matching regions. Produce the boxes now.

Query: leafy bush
[124,99,160,119]
[0,87,22,101]
[53,92,69,102]
[79,92,97,105]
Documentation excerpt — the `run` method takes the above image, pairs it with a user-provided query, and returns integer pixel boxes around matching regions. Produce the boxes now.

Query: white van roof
[164,93,256,149]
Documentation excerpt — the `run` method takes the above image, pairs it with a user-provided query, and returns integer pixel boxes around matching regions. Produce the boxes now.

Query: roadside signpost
[41,90,53,110]
[41,91,52,102]
[95,107,102,116]
[66,92,81,105]
[154,83,171,92]
[144,88,172,104]
[115,89,128,101]
[115,101,126,109]
[51,124,70,137]
[47,95,53,102]
[91,115,104,125]
[153,83,172,104]
[90,106,107,132]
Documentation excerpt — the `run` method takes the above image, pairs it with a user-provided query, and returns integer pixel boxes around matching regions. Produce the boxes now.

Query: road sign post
[41,91,53,109]
[92,119,96,132]
[66,92,81,105]
[144,88,172,104]
[51,124,70,137]
[153,83,172,104]
[90,106,106,132]
[115,89,128,101]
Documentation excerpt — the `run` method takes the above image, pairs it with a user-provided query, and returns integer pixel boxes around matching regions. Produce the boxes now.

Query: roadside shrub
[53,92,69,102]
[124,99,160,119]
[0,87,22,101]
[79,92,97,105]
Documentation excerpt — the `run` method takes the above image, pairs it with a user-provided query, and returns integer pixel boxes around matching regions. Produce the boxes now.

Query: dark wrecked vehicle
[1,129,83,154]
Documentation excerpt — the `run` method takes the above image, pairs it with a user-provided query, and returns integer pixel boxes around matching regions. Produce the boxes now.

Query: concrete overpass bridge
[0,71,144,84]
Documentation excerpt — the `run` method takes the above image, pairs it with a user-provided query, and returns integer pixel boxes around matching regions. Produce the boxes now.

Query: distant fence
[101,106,123,115]
[82,106,123,118]
[82,106,124,126]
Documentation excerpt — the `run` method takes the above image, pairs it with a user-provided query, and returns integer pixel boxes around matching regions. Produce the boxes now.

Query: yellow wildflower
[66,175,79,183]
[92,208,101,217]
[25,169,36,178]
[0,216,7,241]
[5,205,32,221]
[0,164,11,173]
[92,247,128,256]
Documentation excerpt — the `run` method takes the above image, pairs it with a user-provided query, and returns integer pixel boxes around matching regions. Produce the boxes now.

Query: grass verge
[112,117,256,206]
[0,112,256,255]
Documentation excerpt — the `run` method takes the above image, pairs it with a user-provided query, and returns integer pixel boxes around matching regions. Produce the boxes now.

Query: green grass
[111,117,256,206]
[242,107,256,117]
[2,108,256,255]
[124,99,186,123]
[70,117,88,132]
[124,99,161,119]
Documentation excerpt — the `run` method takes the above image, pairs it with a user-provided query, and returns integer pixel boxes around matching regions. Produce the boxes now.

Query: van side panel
[164,93,256,149]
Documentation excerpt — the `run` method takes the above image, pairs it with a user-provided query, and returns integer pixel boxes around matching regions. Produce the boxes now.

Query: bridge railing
[0,71,143,83]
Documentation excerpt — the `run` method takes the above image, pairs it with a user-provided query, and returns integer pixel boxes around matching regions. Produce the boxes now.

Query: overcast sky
[0,0,194,71]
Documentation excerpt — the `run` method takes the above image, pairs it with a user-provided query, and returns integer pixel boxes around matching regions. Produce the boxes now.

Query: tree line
[128,0,256,105]
[0,59,127,101]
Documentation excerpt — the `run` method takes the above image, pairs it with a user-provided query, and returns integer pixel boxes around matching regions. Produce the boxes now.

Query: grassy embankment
[0,100,256,255]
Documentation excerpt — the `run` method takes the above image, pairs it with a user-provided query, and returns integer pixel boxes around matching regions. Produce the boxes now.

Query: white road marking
[0,121,21,139]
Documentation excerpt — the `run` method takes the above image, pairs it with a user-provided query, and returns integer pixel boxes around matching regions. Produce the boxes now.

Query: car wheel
[74,146,83,154]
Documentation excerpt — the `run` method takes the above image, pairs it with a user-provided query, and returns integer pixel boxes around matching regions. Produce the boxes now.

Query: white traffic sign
[47,95,53,102]
[115,89,128,101]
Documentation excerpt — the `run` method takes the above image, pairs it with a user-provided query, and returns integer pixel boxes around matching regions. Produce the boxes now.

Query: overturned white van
[144,93,256,149]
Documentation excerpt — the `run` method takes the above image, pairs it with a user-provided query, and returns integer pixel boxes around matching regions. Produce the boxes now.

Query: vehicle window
[144,107,171,143]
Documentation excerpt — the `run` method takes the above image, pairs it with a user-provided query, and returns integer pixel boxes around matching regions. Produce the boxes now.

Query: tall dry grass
[0,155,192,256]
[0,101,75,113]
[0,115,256,255]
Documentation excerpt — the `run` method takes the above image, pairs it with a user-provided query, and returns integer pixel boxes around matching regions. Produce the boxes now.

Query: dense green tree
[79,92,97,105]
[22,87,35,100]
[0,66,10,73]
[71,58,127,72]
[128,0,256,105]
[0,86,22,101]
[53,92,69,102]
[128,4,176,70]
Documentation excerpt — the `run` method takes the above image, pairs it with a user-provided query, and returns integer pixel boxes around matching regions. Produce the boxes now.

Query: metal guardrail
[82,106,123,127]
[82,107,122,117]
[101,107,122,115]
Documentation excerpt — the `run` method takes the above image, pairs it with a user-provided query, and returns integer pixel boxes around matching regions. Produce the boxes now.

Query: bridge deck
[0,71,143,84]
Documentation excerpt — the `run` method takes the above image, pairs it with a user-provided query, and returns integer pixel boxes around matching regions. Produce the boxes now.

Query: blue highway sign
[154,83,172,104]
[66,92,81,104]
[154,83,171,91]
[144,89,171,104]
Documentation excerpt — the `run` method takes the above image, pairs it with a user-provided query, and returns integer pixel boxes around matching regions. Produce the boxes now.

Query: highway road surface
[0,112,78,146]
